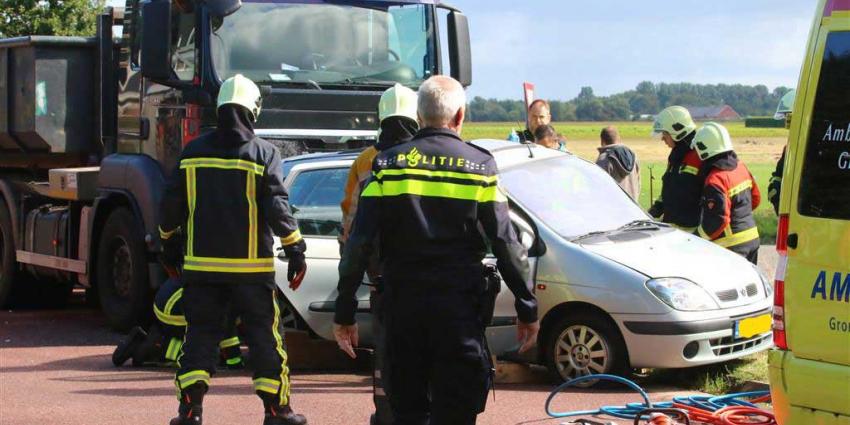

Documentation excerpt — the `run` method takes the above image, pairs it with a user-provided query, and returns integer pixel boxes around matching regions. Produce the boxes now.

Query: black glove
[648,201,664,219]
[283,240,307,290]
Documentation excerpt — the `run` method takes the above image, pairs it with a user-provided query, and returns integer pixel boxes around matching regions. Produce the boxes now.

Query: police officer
[159,74,308,425]
[693,123,762,264]
[333,76,539,425]
[649,106,704,232]
[339,84,419,425]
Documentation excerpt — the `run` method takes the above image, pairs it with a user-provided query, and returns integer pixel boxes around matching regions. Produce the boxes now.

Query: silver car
[274,140,773,381]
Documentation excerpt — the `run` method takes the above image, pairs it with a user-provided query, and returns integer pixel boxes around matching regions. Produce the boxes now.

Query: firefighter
[693,122,761,264]
[333,76,539,425]
[339,84,419,425]
[111,277,243,369]
[159,74,308,425]
[648,106,704,232]
[769,90,794,214]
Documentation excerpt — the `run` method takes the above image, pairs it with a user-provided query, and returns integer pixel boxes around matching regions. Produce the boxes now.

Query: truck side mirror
[447,11,472,87]
[205,0,241,17]
[140,0,173,82]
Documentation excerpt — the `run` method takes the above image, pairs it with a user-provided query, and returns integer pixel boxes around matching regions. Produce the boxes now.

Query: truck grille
[715,283,760,302]
[709,333,771,356]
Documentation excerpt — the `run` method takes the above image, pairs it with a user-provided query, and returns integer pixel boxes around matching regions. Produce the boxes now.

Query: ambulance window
[798,31,850,220]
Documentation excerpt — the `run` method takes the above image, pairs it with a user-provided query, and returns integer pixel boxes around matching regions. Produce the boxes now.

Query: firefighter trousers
[176,281,291,405]
[383,268,492,425]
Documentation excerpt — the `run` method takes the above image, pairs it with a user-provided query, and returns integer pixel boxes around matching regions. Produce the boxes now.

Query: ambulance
[768,0,850,424]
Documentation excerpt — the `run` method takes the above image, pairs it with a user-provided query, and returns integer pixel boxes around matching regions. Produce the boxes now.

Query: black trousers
[371,290,394,425]
[176,281,291,405]
[730,239,760,265]
[383,267,491,425]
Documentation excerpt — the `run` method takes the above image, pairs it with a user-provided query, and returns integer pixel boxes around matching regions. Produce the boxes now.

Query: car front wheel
[544,313,628,385]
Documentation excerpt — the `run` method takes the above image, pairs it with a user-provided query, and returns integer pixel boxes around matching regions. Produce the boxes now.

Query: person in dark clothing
[693,123,761,264]
[533,124,567,152]
[509,99,551,143]
[769,147,786,214]
[648,106,704,232]
[596,126,640,201]
[333,76,539,425]
[159,74,308,425]
[112,278,243,368]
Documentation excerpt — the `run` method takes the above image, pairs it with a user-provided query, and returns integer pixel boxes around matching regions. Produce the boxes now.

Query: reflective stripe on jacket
[652,133,705,229]
[699,156,761,252]
[159,132,302,284]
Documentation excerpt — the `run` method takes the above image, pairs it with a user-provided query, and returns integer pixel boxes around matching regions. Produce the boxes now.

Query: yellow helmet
[692,122,734,160]
[217,74,262,121]
[652,106,696,142]
[378,84,418,122]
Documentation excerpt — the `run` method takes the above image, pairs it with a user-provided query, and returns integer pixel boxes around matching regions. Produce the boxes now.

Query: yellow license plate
[734,314,772,339]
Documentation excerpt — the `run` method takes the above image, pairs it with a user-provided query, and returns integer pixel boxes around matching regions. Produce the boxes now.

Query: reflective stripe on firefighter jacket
[698,154,761,253]
[334,127,538,326]
[159,132,302,284]
[651,133,704,230]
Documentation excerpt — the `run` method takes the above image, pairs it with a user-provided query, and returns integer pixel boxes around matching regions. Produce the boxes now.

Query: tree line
[468,82,793,122]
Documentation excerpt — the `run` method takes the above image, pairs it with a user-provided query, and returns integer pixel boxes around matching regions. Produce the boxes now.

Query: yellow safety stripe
[177,370,210,389]
[728,180,753,198]
[281,229,303,247]
[768,176,781,184]
[183,256,274,273]
[226,357,243,365]
[154,305,188,327]
[681,165,699,175]
[272,293,291,405]
[253,377,281,394]
[361,180,383,198]
[219,336,240,349]
[186,168,196,257]
[376,168,498,184]
[374,179,507,203]
[710,226,759,248]
[165,338,183,361]
[164,288,183,315]
[247,174,258,258]
[180,157,265,175]
[159,225,181,240]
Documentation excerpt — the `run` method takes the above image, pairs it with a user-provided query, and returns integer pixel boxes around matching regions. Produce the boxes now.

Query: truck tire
[0,199,15,307]
[97,207,150,331]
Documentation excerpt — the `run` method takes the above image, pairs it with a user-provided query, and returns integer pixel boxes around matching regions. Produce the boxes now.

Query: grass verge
[639,351,768,395]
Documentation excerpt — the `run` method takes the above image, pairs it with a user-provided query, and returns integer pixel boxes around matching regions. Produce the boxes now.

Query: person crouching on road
[693,122,761,264]
[595,125,640,201]
[333,75,540,425]
[648,106,704,232]
[339,84,419,425]
[112,277,243,369]
[158,74,308,425]
[533,124,567,152]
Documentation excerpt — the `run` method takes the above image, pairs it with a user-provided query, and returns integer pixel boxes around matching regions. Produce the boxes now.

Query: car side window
[798,31,850,220]
[289,167,348,237]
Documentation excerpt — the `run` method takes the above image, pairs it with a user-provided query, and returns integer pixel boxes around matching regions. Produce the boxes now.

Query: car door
[275,161,374,343]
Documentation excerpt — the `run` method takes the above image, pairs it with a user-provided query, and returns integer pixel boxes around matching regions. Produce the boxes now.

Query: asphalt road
[0,294,704,425]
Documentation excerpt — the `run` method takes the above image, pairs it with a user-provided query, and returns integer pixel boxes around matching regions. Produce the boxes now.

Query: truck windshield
[211,1,434,87]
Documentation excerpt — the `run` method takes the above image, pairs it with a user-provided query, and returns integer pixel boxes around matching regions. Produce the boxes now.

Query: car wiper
[570,230,610,242]
[617,219,668,231]
[339,77,401,87]
[257,79,323,90]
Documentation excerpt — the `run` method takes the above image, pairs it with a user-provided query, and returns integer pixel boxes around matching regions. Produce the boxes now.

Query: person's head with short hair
[528,99,551,134]
[417,76,467,134]
[533,124,558,149]
[600,126,620,146]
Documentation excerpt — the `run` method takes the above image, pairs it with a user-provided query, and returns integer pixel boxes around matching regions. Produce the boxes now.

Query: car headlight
[755,266,773,298]
[645,278,719,311]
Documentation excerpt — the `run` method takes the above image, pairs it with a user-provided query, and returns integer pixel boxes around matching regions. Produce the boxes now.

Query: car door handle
[787,233,798,250]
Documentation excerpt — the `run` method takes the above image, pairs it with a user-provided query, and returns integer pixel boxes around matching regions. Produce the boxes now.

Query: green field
[464,121,789,141]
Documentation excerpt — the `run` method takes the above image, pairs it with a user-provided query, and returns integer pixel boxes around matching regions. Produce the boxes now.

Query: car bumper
[612,302,773,368]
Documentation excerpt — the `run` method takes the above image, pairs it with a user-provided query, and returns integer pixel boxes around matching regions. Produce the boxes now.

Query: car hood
[577,228,762,290]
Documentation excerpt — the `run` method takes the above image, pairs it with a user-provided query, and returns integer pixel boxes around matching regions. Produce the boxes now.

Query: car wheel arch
[538,301,630,367]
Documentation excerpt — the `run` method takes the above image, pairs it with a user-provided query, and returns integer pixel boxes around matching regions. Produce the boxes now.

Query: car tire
[544,312,629,386]
[96,208,150,331]
[0,199,15,308]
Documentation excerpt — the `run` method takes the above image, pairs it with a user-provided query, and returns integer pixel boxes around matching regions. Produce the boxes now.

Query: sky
[452,0,817,100]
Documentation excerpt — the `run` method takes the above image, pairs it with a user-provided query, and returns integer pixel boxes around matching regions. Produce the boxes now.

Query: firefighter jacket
[159,132,304,284]
[649,132,704,230]
[334,127,538,325]
[768,147,785,214]
[698,152,761,254]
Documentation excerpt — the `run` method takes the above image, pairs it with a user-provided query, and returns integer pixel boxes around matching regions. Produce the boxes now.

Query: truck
[0,0,472,330]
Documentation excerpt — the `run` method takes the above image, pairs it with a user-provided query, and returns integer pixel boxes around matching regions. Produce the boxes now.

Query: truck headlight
[645,278,719,311]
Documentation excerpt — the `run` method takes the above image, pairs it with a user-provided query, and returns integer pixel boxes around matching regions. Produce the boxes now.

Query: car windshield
[500,156,648,239]
[211,1,434,87]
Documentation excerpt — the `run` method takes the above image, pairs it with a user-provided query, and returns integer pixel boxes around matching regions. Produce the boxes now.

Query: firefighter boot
[112,326,147,366]
[132,325,165,366]
[170,383,206,425]
[259,392,307,425]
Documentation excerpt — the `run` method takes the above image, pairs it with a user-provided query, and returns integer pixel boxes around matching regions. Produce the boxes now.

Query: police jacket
[334,127,538,325]
[698,152,761,255]
[159,130,303,285]
[650,132,704,230]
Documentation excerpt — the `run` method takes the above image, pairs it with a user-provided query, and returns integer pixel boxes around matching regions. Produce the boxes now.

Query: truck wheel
[0,199,15,307]
[544,312,628,386]
[97,208,150,331]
